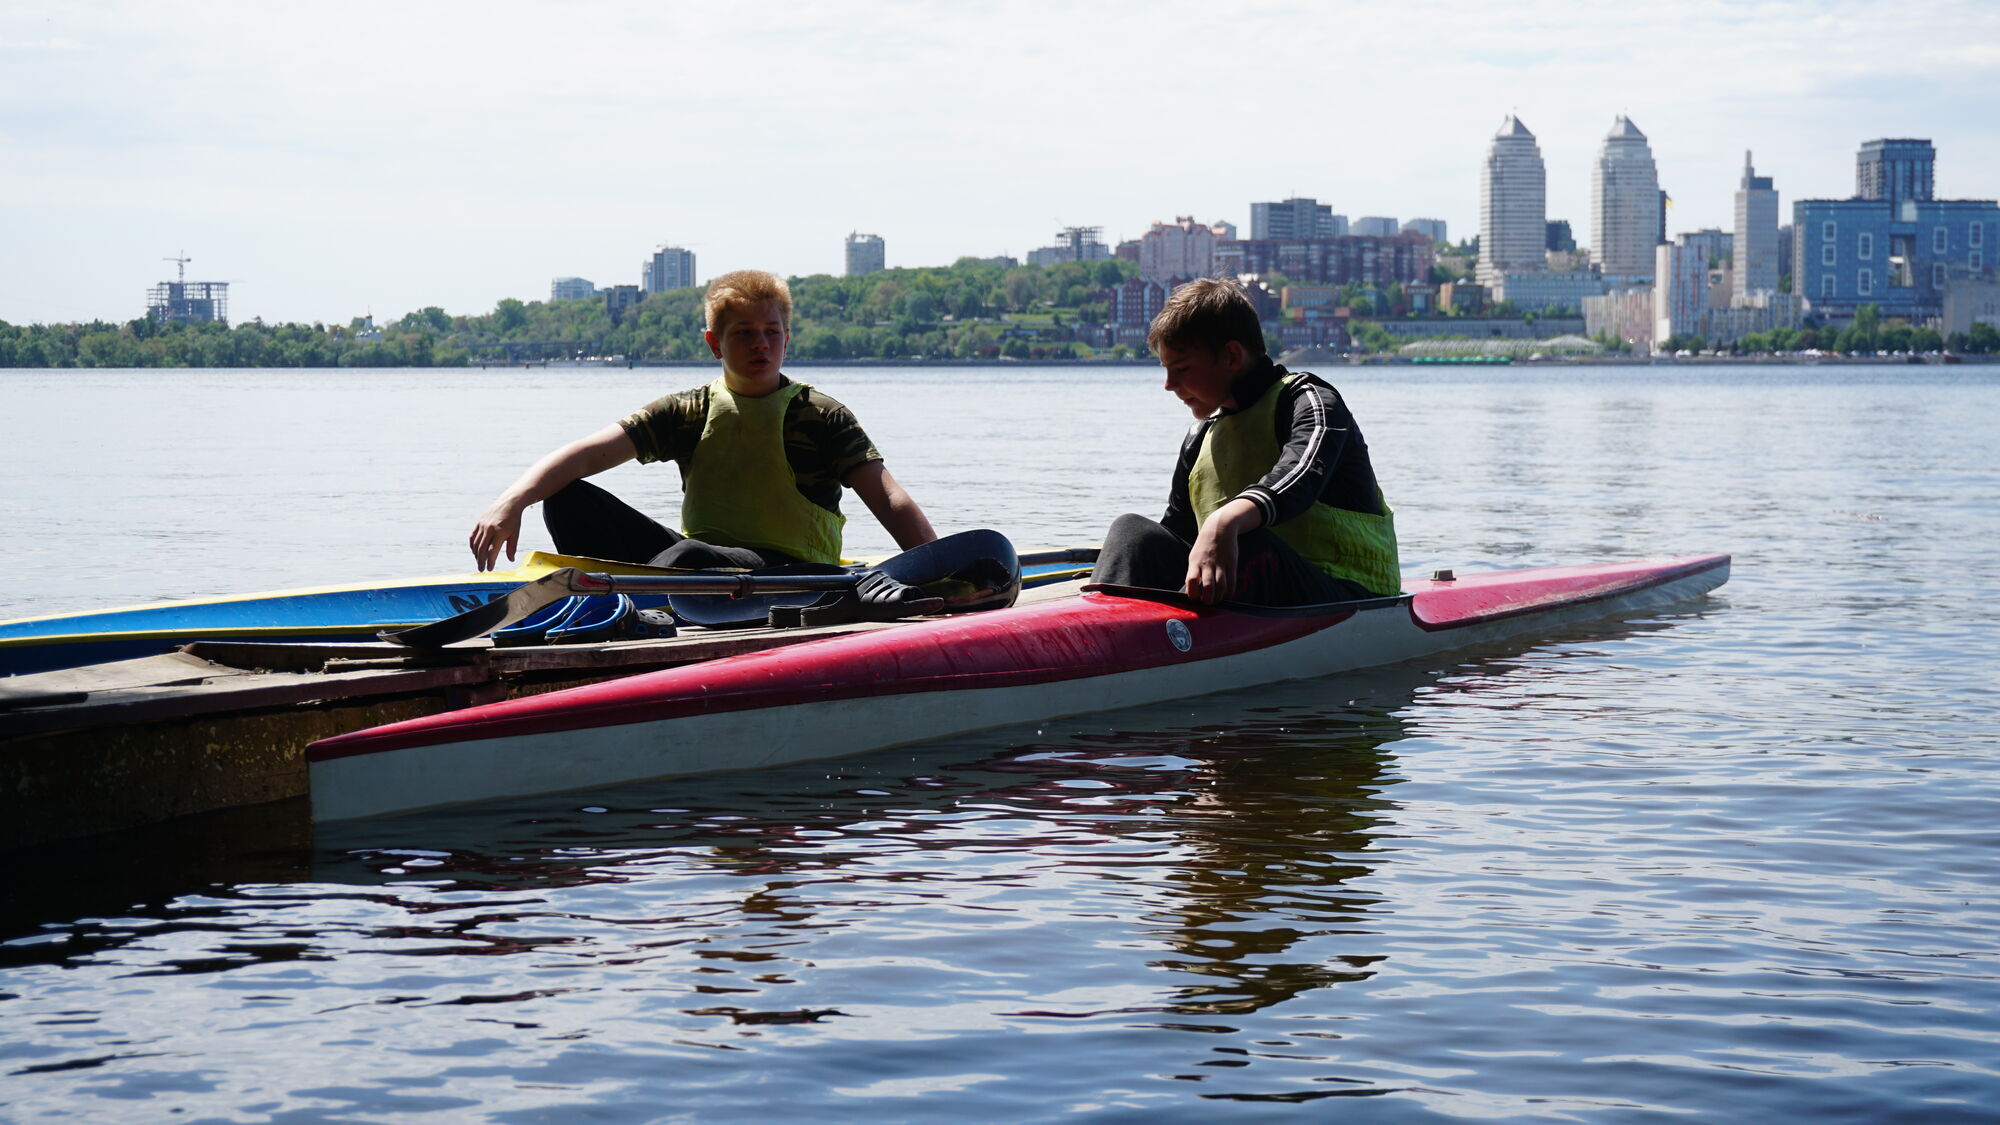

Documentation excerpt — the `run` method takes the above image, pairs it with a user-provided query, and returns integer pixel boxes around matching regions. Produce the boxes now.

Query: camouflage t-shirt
[618,376,882,515]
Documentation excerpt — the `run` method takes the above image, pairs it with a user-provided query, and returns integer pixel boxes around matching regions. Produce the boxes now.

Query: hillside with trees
[0,258,1142,368]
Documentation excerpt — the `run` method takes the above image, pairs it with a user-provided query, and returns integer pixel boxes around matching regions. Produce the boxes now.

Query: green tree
[402,306,451,332]
[493,298,529,334]
[1001,271,1039,312]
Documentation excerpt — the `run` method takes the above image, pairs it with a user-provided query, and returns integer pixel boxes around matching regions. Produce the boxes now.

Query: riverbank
[469,353,2000,369]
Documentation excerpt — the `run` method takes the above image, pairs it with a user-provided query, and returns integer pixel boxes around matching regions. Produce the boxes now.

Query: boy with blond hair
[470,269,936,572]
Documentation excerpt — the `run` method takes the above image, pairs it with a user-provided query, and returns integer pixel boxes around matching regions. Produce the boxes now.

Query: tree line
[8,268,1997,368]
[1655,305,1997,356]
[0,258,1141,368]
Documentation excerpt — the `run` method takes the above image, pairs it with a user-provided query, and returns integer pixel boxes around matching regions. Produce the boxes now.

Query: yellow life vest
[680,377,844,565]
[1185,371,1401,596]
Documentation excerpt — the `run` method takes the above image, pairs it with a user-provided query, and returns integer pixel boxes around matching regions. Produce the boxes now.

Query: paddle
[382,528,1021,648]
[671,543,1098,628]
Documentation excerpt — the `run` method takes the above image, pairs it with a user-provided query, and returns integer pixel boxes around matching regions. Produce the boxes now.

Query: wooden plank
[185,639,484,673]
[3,651,222,695]
[0,682,88,710]
[0,663,492,737]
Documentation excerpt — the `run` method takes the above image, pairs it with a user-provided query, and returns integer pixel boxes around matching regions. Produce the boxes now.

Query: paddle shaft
[384,528,1024,649]
[382,567,864,648]
[1016,547,1098,567]
[566,571,860,597]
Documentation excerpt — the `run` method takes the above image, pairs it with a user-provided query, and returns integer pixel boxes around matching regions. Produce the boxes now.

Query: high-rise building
[642,245,697,293]
[845,232,886,276]
[1734,151,1780,302]
[1477,115,1547,287]
[1856,138,1935,211]
[1026,226,1110,267]
[1213,233,1435,287]
[1592,116,1663,279]
[1138,217,1229,283]
[603,284,642,324]
[1654,238,1709,345]
[1402,218,1448,242]
[147,255,229,325]
[1794,138,1997,322]
[1352,216,1400,237]
[551,277,597,301]
[1681,229,1733,271]
[1250,198,1342,240]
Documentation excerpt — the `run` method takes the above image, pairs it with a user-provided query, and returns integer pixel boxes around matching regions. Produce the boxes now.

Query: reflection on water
[309,663,1427,1032]
[5,368,2000,1120]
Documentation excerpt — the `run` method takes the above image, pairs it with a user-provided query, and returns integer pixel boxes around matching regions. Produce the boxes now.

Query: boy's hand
[470,501,523,571]
[1184,525,1237,604]
[1183,498,1264,605]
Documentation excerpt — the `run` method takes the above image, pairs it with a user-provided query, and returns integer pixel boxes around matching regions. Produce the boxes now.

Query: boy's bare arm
[470,424,637,569]
[847,460,938,551]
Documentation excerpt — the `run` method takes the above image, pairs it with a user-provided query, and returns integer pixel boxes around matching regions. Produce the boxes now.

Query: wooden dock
[1,581,1085,850]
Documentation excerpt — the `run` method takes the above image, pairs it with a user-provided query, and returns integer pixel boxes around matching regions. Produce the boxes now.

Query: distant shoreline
[461,354,2000,370]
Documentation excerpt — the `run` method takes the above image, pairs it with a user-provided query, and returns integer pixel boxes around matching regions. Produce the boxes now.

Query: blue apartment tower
[1794,138,1997,324]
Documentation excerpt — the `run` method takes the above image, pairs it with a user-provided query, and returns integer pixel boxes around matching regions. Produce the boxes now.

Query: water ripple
[5,368,2000,1120]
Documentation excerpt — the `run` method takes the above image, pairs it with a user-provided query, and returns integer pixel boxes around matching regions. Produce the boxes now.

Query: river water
[2,364,1998,1121]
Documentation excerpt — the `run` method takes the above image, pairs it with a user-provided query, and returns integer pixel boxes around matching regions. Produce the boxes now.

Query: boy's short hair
[704,270,793,332]
[1147,278,1267,359]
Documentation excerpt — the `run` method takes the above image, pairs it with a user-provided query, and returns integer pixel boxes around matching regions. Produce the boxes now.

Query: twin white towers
[1478,115,1663,286]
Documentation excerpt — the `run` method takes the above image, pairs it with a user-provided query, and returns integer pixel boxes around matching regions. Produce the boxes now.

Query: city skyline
[4,0,1997,326]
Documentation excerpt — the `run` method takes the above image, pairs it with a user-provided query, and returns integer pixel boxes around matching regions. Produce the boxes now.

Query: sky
[3,0,1996,327]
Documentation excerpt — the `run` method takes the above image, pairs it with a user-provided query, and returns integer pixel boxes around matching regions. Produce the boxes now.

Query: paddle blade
[381,568,597,648]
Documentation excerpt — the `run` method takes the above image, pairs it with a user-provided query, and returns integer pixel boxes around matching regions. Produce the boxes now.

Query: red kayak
[309,554,1729,821]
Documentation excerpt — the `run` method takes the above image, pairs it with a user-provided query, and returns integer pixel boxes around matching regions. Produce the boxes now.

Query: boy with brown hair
[1091,277,1400,606]
[469,269,936,572]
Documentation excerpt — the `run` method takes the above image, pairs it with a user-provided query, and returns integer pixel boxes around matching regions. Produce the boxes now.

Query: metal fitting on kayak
[1432,569,1456,582]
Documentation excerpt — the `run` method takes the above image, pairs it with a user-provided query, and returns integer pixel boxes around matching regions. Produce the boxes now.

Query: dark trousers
[542,479,805,570]
[1090,512,1372,607]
